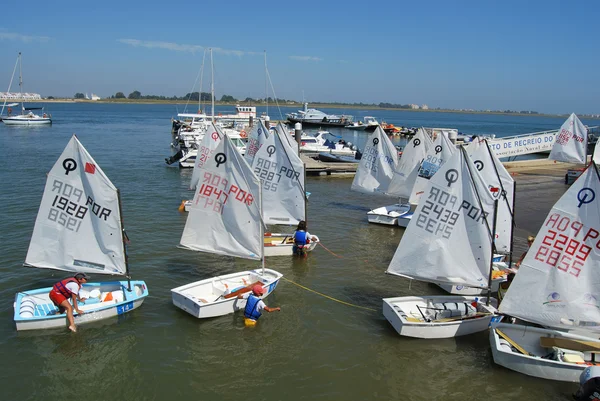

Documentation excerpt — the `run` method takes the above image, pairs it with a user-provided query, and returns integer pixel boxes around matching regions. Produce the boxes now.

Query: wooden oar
[435,312,491,323]
[540,336,600,352]
[495,328,533,356]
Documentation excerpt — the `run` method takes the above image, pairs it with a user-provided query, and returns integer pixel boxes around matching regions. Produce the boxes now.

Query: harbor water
[0,103,593,400]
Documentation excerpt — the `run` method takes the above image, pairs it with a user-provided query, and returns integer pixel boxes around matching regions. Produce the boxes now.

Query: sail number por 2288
[535,229,591,277]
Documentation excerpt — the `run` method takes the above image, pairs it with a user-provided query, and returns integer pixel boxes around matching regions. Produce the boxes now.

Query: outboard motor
[574,366,600,400]
[165,149,187,165]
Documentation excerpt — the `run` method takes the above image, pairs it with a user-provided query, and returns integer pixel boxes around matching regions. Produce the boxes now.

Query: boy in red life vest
[239,285,280,327]
[49,273,89,332]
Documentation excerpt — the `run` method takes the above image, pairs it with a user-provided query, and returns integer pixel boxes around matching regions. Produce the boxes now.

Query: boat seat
[34,303,59,317]
[540,337,600,352]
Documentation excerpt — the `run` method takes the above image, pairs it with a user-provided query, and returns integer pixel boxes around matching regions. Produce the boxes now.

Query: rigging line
[1,53,19,114]
[317,242,344,258]
[183,50,206,113]
[265,65,284,121]
[280,277,377,312]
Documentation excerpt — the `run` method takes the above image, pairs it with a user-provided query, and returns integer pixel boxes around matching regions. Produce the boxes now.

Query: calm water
[0,103,587,400]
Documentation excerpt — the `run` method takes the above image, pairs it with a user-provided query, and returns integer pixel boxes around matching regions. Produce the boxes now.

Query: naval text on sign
[194,172,254,213]
[416,186,488,239]
[535,213,597,278]
[253,157,300,192]
[487,132,556,158]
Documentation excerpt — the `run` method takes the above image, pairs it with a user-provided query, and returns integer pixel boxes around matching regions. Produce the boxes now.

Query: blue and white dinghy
[14,135,148,331]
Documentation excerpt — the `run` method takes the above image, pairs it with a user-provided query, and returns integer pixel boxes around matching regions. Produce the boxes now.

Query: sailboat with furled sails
[171,133,283,318]
[14,135,148,331]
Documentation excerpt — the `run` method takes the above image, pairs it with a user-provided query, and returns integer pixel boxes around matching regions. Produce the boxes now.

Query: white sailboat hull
[171,269,283,318]
[367,203,411,226]
[14,281,148,331]
[382,295,497,339]
[436,259,509,295]
[3,116,52,125]
[489,322,600,382]
[263,233,319,256]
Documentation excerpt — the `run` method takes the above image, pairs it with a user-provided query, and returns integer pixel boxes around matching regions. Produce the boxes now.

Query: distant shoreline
[23,99,597,119]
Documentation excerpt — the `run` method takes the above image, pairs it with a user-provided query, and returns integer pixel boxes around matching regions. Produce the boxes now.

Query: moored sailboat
[383,146,499,339]
[14,135,148,331]
[171,134,283,318]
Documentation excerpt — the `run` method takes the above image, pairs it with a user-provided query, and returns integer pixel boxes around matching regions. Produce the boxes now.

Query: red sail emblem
[85,162,96,174]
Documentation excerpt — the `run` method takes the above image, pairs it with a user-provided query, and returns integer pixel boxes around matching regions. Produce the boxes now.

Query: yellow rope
[281,277,377,312]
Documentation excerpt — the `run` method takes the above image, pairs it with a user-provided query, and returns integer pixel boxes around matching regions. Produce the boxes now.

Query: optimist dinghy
[14,135,148,331]
[383,146,500,338]
[171,134,283,318]
[490,159,600,382]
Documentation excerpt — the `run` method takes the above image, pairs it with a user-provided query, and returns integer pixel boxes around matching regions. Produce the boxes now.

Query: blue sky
[0,0,598,114]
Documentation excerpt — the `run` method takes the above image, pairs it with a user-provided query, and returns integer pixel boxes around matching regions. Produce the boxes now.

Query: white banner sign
[486,131,556,158]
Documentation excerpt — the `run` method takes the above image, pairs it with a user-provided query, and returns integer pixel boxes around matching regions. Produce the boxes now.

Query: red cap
[252,285,265,295]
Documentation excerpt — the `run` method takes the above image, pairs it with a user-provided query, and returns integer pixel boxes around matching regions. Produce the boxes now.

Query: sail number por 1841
[193,172,254,213]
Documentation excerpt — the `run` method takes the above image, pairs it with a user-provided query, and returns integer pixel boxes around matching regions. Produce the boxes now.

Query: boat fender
[20,298,36,317]
[240,130,247,138]
[178,200,187,213]
[574,366,600,400]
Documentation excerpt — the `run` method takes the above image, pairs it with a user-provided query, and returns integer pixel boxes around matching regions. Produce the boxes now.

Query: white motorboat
[490,322,600,382]
[13,135,148,331]
[2,53,52,126]
[383,296,497,339]
[299,130,357,156]
[171,134,283,318]
[287,102,353,127]
[345,116,378,130]
[384,147,501,339]
[492,156,600,381]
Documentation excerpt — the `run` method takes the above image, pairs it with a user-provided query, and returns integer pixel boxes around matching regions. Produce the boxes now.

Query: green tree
[74,93,85,99]
[115,92,126,99]
[220,95,236,102]
[128,90,141,99]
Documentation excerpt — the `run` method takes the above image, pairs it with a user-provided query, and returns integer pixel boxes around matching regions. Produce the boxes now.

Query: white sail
[181,135,262,260]
[387,127,433,199]
[275,122,298,155]
[25,135,126,275]
[499,165,600,331]
[351,126,399,194]
[189,122,223,190]
[409,131,456,204]
[252,127,305,225]
[244,120,270,167]
[549,113,588,164]
[387,147,496,288]
[594,139,600,164]
[469,140,515,253]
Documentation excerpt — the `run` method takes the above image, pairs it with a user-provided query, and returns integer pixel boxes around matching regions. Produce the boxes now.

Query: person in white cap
[48,273,89,332]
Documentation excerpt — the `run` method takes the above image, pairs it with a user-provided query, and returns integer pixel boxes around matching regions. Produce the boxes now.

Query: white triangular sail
[25,135,127,275]
[253,128,305,225]
[469,140,515,253]
[500,165,600,331]
[244,120,270,167]
[189,122,223,190]
[181,135,262,260]
[387,127,433,199]
[276,122,298,155]
[387,147,496,288]
[593,140,600,164]
[351,126,399,194]
[549,113,588,164]
[409,131,456,204]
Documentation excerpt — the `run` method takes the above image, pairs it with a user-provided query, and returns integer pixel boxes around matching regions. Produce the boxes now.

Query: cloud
[289,55,323,62]
[0,31,51,43]
[117,39,260,56]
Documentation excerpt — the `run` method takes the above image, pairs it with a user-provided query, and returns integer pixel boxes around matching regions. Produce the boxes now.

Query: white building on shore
[0,92,42,101]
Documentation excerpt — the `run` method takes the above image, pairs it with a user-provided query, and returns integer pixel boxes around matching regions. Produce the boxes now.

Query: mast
[264,50,268,118]
[199,49,206,114]
[210,48,215,122]
[1,53,19,116]
[259,174,265,274]
[19,52,23,113]
[117,189,132,291]
[508,181,516,268]
[486,199,499,306]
